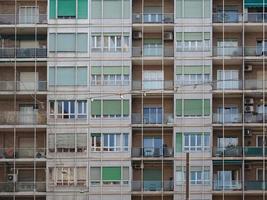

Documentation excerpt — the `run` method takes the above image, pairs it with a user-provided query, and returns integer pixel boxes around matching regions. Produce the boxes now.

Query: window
[184,132,210,151]
[143,70,163,89]
[49,100,87,119]
[49,167,86,186]
[217,70,239,89]
[49,66,87,86]
[19,6,39,24]
[217,137,238,149]
[91,133,129,152]
[91,33,129,52]
[176,32,210,52]
[176,0,210,18]
[176,99,210,117]
[91,0,130,19]
[176,166,210,185]
[90,166,129,185]
[49,33,88,52]
[49,0,88,19]
[91,66,130,86]
[176,65,211,85]
[91,99,130,118]
[257,135,267,146]
[143,107,162,124]
[143,38,162,56]
[216,40,239,56]
[48,133,87,153]
[217,106,239,123]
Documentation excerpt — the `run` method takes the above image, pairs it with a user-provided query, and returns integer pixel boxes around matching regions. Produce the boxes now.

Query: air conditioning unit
[245,105,254,113]
[133,31,142,39]
[245,65,253,72]
[244,129,252,136]
[164,32,173,41]
[7,174,17,183]
[245,98,254,105]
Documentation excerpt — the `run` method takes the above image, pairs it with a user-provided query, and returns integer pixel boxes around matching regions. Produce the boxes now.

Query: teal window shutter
[91,0,102,19]
[123,0,130,19]
[176,0,182,18]
[184,99,202,116]
[58,0,76,17]
[176,99,182,116]
[123,100,129,116]
[102,167,121,181]
[49,67,55,85]
[103,0,122,19]
[91,100,101,116]
[204,0,211,18]
[77,67,87,85]
[176,133,182,152]
[204,99,210,116]
[91,66,102,74]
[184,0,202,18]
[49,33,56,52]
[77,33,88,52]
[78,0,88,19]
[49,0,56,19]
[103,100,121,115]
[57,67,75,85]
[57,33,76,52]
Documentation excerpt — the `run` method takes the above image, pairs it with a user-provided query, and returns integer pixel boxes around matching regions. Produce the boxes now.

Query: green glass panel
[49,67,55,85]
[91,100,101,115]
[78,0,88,18]
[91,66,102,74]
[103,100,121,115]
[91,0,102,19]
[77,67,87,85]
[176,133,182,152]
[49,0,56,19]
[176,0,182,18]
[176,66,182,74]
[102,167,121,180]
[204,99,210,116]
[58,0,76,17]
[123,100,129,115]
[176,99,182,116]
[103,66,123,74]
[103,0,122,19]
[184,32,202,41]
[184,99,202,116]
[144,169,162,180]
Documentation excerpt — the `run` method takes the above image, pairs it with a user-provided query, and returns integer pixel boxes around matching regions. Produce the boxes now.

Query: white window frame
[183,132,210,152]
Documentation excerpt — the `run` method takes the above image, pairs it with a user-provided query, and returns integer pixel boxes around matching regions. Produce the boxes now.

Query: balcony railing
[132,147,173,157]
[132,80,173,90]
[0,14,47,24]
[244,147,267,157]
[0,81,47,91]
[132,13,174,23]
[132,47,174,57]
[213,147,242,157]
[0,148,46,159]
[213,47,242,56]
[0,111,46,125]
[246,13,267,23]
[213,113,242,124]
[132,181,173,191]
[245,181,267,190]
[244,113,267,123]
[213,13,242,23]
[244,80,267,90]
[213,80,242,90]
[0,48,47,58]
[132,113,174,124]
[0,182,46,192]
[213,180,242,191]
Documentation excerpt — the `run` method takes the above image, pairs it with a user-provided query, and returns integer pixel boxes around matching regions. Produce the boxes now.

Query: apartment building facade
[0,0,266,200]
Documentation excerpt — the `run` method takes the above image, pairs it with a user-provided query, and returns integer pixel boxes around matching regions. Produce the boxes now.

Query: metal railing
[132,181,173,191]
[0,81,47,91]
[244,181,267,190]
[244,46,267,56]
[132,113,174,124]
[244,147,267,157]
[132,147,173,157]
[132,47,174,57]
[0,182,46,192]
[132,13,174,23]
[244,113,267,123]
[0,148,46,159]
[246,13,267,23]
[176,45,210,52]
[213,47,242,56]
[213,13,242,23]
[0,14,47,24]
[213,147,242,157]
[213,113,242,123]
[244,80,267,90]
[213,80,242,90]
[0,48,47,58]
[0,111,46,125]
[132,80,173,90]
[213,180,242,190]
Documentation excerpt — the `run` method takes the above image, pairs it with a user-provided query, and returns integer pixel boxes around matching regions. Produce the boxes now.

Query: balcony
[246,13,267,23]
[244,181,267,190]
[0,14,47,25]
[213,47,242,57]
[244,113,267,123]
[244,46,267,56]
[132,147,173,157]
[0,148,46,159]
[213,113,242,124]
[213,12,242,23]
[132,13,174,24]
[0,111,46,125]
[244,80,267,90]
[0,81,47,91]
[132,80,173,90]
[213,180,242,191]
[132,47,174,57]
[213,80,242,90]
[213,147,242,157]
[132,113,174,125]
[244,147,267,157]
[0,48,47,58]
[132,181,173,191]
[0,182,46,192]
